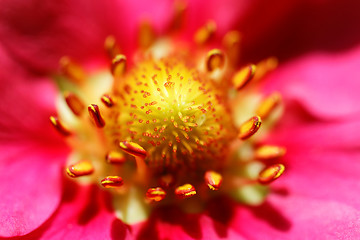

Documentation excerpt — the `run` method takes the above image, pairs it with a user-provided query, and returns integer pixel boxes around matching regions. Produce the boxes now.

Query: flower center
[50,11,286,223]
[108,56,235,170]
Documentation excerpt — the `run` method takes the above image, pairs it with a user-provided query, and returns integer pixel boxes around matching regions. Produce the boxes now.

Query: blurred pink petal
[0,45,68,237]
[262,45,360,119]
[239,0,360,62]
[20,183,132,240]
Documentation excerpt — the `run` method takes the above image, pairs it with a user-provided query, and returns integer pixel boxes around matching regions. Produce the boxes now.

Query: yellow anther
[66,160,94,178]
[194,21,216,45]
[206,49,225,72]
[88,104,105,128]
[59,56,86,84]
[256,92,282,120]
[258,164,285,184]
[204,171,222,190]
[238,116,262,140]
[64,92,85,116]
[255,145,286,160]
[111,54,127,78]
[232,64,256,90]
[175,184,197,198]
[146,187,167,202]
[104,35,121,59]
[138,20,156,49]
[119,141,147,159]
[106,151,126,164]
[101,94,114,108]
[254,57,278,81]
[49,116,71,136]
[223,30,241,65]
[101,176,124,188]
[169,0,187,31]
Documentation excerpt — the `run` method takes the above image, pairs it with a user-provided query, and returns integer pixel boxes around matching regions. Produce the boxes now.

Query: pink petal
[0,144,65,237]
[262,45,360,119]
[18,182,131,240]
[228,195,360,239]
[0,0,175,72]
[181,0,251,37]
[132,204,248,240]
[0,45,68,237]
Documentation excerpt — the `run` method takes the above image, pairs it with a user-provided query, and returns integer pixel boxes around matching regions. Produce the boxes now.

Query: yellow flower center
[50,7,287,223]
[108,56,235,169]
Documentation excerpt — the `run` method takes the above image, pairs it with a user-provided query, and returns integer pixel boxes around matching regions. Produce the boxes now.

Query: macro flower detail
[49,8,286,224]
[2,0,360,239]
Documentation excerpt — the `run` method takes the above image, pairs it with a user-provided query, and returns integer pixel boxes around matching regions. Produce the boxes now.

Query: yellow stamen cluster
[107,56,235,169]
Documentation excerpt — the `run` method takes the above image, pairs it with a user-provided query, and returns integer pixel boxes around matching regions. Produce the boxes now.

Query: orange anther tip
[194,21,216,45]
[66,160,94,178]
[146,187,166,202]
[49,116,71,136]
[138,20,156,49]
[159,174,175,188]
[206,49,225,72]
[204,171,222,190]
[119,141,147,159]
[169,0,187,30]
[232,64,256,90]
[111,54,127,77]
[104,35,121,59]
[88,104,105,128]
[101,176,124,188]
[256,92,282,120]
[106,151,126,164]
[59,56,85,84]
[101,94,114,108]
[238,116,262,140]
[175,184,197,199]
[255,145,286,160]
[223,30,242,47]
[258,164,285,184]
[64,92,85,116]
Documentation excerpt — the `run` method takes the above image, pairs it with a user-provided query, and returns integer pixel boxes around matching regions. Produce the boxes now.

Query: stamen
[204,171,222,190]
[88,104,105,128]
[119,141,147,159]
[59,56,85,84]
[256,92,282,120]
[101,176,124,188]
[119,141,148,180]
[169,0,187,31]
[223,30,241,65]
[104,35,121,59]
[194,21,216,45]
[101,94,114,108]
[159,174,175,188]
[64,92,85,116]
[138,20,156,49]
[146,187,166,202]
[258,164,285,184]
[175,184,197,199]
[106,151,126,164]
[206,49,225,72]
[238,116,262,140]
[66,160,94,178]
[49,116,71,136]
[232,64,256,90]
[111,54,127,78]
[254,57,278,81]
[255,145,286,160]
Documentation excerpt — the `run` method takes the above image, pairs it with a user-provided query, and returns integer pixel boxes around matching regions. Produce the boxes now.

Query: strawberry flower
[1,0,360,239]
